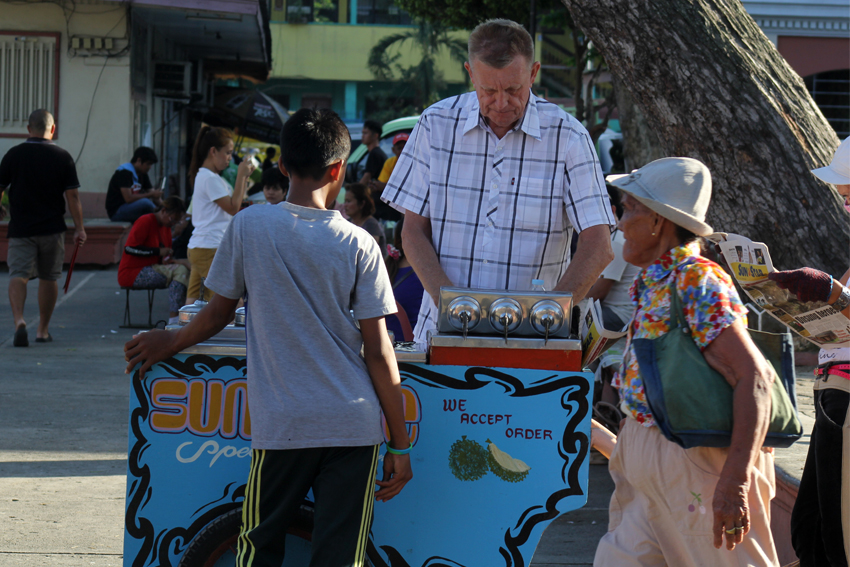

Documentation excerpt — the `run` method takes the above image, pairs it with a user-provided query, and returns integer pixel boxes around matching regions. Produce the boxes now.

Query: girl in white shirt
[185,126,255,304]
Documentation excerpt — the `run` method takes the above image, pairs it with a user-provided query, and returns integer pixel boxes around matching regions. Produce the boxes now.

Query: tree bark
[562,0,848,275]
[612,74,666,170]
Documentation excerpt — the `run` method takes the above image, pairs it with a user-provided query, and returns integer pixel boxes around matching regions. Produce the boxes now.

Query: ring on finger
[725,528,736,535]
[735,526,744,532]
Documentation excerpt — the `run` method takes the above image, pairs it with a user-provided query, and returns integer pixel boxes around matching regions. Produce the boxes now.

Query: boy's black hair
[280,108,351,181]
[261,165,289,190]
[363,119,383,137]
[132,146,158,165]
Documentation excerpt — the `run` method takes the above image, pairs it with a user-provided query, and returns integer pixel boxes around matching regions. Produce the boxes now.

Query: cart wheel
[178,503,314,567]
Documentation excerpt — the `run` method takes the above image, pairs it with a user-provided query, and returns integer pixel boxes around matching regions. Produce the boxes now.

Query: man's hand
[74,228,87,247]
[375,452,412,502]
[553,224,613,303]
[159,247,173,257]
[768,268,832,303]
[145,189,163,200]
[124,329,180,379]
[0,203,7,219]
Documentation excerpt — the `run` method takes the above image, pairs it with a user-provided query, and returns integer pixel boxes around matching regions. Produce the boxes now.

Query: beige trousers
[594,418,779,567]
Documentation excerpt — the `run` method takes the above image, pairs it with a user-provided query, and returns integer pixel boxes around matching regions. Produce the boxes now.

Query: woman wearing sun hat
[593,157,779,566]
[771,137,850,567]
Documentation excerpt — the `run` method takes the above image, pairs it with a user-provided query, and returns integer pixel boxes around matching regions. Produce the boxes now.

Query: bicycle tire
[178,503,314,567]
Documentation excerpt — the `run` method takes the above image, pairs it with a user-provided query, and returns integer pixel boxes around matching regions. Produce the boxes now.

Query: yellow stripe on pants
[237,449,265,567]
[354,446,380,566]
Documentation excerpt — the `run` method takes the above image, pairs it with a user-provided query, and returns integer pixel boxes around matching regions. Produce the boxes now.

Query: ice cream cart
[123,287,595,566]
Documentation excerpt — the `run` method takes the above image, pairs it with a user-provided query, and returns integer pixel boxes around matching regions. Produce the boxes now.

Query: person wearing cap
[594,157,780,566]
[381,20,616,347]
[773,137,850,567]
[370,132,408,223]
[372,133,409,194]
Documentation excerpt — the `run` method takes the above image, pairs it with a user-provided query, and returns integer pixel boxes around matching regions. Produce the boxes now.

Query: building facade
[263,0,470,123]
[744,0,848,136]
[0,0,271,213]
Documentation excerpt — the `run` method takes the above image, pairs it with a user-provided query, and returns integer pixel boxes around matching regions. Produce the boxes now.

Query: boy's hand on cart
[124,330,179,379]
[375,453,412,502]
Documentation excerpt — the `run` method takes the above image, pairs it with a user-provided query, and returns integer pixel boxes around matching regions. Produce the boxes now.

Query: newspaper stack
[711,233,850,348]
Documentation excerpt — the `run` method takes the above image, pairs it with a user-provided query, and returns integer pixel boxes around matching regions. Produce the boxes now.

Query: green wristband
[386,443,412,455]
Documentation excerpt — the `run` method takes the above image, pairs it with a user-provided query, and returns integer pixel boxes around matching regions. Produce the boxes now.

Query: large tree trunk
[612,74,666,170]
[562,0,848,275]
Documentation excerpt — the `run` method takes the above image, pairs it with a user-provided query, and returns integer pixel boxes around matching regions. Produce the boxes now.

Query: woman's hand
[236,159,256,179]
[712,473,750,550]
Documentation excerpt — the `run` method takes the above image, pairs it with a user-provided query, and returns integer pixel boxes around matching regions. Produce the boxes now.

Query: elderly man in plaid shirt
[382,19,616,346]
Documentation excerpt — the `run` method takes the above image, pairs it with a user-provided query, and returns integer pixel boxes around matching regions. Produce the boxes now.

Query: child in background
[261,166,289,205]
[384,217,424,342]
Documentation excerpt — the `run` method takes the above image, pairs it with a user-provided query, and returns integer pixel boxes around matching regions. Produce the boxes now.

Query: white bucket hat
[811,137,850,185]
[606,157,713,236]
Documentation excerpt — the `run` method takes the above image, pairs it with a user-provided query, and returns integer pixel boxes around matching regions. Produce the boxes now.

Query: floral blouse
[613,241,748,427]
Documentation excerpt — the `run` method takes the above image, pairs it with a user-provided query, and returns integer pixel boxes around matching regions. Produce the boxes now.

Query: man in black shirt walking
[0,109,86,346]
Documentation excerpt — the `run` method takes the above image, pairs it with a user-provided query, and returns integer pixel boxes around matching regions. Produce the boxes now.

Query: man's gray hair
[468,19,534,69]
[28,109,54,133]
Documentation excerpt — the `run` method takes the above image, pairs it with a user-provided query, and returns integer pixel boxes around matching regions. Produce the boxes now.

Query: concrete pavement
[0,265,613,566]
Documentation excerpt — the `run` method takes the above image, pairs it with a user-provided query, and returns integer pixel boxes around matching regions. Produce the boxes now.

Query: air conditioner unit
[153,61,192,99]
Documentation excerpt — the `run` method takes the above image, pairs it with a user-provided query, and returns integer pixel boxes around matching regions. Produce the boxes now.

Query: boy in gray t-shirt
[125,108,413,566]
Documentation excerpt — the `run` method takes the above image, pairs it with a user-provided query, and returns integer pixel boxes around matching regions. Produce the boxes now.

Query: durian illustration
[486,439,531,483]
[448,436,489,481]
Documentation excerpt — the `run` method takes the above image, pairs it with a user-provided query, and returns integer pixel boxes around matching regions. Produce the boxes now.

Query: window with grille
[356,0,411,25]
[805,69,850,139]
[0,32,60,138]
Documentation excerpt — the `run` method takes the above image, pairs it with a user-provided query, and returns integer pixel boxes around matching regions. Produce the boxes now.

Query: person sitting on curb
[106,147,163,224]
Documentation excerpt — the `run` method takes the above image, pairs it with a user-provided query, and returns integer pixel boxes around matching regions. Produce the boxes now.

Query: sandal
[35,334,53,343]
[13,325,28,347]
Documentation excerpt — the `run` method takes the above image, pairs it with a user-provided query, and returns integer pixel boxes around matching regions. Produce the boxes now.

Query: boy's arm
[124,294,239,378]
[360,316,413,502]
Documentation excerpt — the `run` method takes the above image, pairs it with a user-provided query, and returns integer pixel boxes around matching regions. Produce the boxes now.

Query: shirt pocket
[505,176,556,231]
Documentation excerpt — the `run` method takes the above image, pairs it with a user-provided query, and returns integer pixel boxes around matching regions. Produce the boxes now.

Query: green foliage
[394,0,559,30]
[389,0,617,130]
[367,21,468,111]
[365,91,419,125]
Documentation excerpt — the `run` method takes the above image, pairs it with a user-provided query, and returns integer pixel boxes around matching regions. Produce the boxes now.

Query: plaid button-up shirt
[383,91,615,344]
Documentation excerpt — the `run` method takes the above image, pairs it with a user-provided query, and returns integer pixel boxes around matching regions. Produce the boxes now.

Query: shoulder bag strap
[392,268,414,290]
[667,273,689,334]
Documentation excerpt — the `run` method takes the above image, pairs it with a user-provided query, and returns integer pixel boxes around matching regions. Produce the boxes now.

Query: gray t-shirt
[205,201,396,450]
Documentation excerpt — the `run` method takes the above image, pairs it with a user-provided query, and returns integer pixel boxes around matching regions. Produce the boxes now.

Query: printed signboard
[124,354,593,567]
